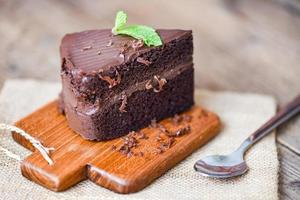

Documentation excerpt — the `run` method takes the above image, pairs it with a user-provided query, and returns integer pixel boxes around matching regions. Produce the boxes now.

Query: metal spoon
[194,94,300,178]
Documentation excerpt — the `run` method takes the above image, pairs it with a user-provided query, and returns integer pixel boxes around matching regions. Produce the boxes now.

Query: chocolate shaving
[137,57,152,66]
[131,39,144,50]
[155,134,176,155]
[153,76,167,93]
[166,137,175,148]
[119,145,130,155]
[119,94,127,113]
[167,126,191,137]
[155,146,165,154]
[122,134,138,148]
[118,132,139,157]
[81,46,92,51]
[160,137,175,149]
[182,114,192,122]
[171,114,192,125]
[149,119,169,134]
[172,114,182,125]
[119,43,130,54]
[119,53,125,62]
[145,80,153,90]
[99,70,121,88]
[157,124,169,134]
[136,131,149,140]
[111,145,117,151]
[106,39,113,47]
[128,131,136,136]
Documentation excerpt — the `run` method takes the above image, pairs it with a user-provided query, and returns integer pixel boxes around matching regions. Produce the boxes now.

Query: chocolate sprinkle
[136,131,149,140]
[111,145,117,151]
[153,76,167,93]
[117,132,139,157]
[145,76,167,92]
[122,134,138,148]
[172,114,182,125]
[97,50,101,55]
[167,126,191,137]
[119,43,130,54]
[182,114,192,122]
[119,93,127,113]
[119,145,130,155]
[137,57,152,66]
[160,137,175,149]
[106,39,113,47]
[145,80,153,90]
[157,124,169,134]
[119,53,125,62]
[112,113,191,157]
[155,146,165,154]
[131,39,144,50]
[81,46,92,51]
[171,114,192,125]
[150,119,169,134]
[99,70,121,88]
[166,137,175,148]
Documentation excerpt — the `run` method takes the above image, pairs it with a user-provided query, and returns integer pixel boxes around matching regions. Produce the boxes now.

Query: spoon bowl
[194,152,248,178]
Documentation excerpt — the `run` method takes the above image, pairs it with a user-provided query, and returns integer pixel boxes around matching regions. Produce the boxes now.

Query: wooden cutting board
[12,100,221,194]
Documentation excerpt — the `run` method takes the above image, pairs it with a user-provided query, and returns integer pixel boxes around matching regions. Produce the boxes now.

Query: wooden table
[0,0,299,199]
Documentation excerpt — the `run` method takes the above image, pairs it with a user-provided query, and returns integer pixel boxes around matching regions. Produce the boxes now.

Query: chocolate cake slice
[60,29,194,140]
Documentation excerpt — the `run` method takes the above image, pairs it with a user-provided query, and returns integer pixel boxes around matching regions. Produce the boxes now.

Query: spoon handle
[237,94,300,153]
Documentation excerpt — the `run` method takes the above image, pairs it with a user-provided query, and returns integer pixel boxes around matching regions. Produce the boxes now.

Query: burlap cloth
[0,79,278,200]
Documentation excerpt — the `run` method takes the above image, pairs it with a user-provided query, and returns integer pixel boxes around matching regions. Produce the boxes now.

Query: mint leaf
[112,11,162,47]
[117,25,162,46]
[112,11,127,34]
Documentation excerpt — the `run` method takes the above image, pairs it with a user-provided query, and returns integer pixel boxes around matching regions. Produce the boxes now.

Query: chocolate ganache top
[60,29,191,73]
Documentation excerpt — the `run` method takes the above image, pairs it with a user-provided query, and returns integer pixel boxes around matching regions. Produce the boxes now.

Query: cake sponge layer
[62,63,194,140]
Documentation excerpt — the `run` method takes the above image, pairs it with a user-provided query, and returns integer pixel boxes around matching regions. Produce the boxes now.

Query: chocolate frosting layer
[60,29,192,73]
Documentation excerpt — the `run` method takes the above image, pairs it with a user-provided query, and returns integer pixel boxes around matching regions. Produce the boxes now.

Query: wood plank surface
[1,0,300,198]
[13,101,221,193]
[278,145,300,200]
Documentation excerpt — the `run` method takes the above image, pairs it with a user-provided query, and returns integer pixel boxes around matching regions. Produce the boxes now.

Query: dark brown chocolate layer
[60,29,191,72]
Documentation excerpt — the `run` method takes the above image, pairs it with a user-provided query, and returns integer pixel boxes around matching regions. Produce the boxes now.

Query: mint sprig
[112,11,162,47]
